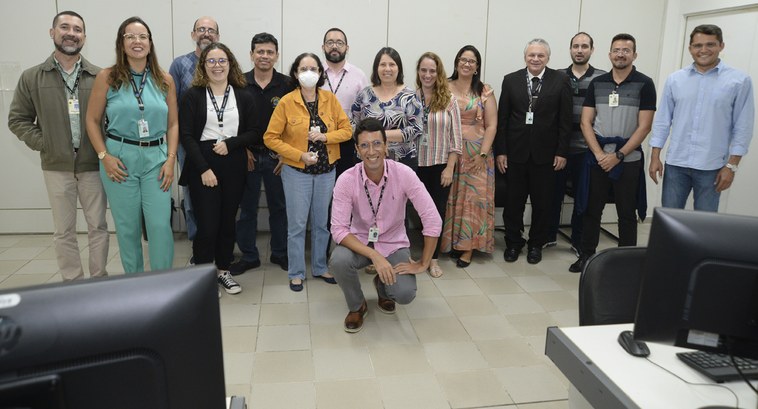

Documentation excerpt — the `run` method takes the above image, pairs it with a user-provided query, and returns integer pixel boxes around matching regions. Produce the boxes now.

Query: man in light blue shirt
[650,24,754,212]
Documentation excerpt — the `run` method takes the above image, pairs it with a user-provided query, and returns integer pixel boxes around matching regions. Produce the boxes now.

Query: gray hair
[524,38,551,57]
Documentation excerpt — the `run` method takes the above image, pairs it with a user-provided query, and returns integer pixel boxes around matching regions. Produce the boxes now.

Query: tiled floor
[0,223,651,409]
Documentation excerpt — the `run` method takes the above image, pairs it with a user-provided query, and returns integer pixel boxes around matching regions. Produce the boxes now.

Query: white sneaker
[218,270,242,294]
[543,241,557,249]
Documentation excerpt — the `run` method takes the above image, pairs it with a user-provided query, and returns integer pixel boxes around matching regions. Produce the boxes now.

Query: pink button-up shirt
[321,62,369,120]
[331,159,441,257]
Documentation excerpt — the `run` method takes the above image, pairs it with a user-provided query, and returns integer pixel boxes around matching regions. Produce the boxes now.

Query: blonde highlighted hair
[415,52,451,112]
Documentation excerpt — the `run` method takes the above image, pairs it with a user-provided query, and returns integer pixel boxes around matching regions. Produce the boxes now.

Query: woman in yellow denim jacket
[264,52,352,291]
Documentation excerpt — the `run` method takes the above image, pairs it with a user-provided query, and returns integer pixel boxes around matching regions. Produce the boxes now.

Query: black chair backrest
[578,247,647,326]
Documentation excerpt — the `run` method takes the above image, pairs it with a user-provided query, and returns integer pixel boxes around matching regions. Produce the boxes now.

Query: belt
[107,134,165,147]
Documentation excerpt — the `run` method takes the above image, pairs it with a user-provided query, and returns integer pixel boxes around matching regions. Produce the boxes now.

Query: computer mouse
[617,330,650,357]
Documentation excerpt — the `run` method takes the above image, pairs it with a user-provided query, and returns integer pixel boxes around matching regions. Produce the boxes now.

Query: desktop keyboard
[677,351,758,383]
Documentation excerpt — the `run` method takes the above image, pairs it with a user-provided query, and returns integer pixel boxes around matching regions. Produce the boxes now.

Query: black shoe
[270,254,288,271]
[504,247,521,262]
[229,259,261,276]
[527,247,542,264]
[456,258,471,268]
[448,249,463,259]
[569,254,591,273]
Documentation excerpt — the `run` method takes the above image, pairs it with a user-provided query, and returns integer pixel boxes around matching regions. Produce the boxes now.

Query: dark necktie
[531,77,540,96]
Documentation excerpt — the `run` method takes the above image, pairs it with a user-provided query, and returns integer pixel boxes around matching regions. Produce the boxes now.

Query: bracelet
[167,152,177,158]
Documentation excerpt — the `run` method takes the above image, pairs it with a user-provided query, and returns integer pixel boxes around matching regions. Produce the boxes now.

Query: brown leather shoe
[344,300,368,333]
[373,275,396,314]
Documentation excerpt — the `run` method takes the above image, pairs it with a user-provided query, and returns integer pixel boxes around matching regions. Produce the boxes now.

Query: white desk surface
[546,323,758,409]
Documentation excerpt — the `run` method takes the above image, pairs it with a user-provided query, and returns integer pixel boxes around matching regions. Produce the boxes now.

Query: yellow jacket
[264,88,352,169]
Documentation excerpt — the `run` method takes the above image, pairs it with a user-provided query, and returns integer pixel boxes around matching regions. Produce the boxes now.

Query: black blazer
[494,67,572,165]
[178,85,262,185]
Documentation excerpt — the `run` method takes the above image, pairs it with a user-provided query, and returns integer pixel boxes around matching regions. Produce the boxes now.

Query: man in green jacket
[8,10,108,280]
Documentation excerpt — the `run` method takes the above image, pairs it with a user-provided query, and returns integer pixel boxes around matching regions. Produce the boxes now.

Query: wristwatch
[725,163,738,172]
[97,151,108,160]
[615,151,625,161]
[479,152,487,158]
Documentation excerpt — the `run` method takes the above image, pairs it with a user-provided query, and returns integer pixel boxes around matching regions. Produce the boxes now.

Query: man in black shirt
[230,33,295,275]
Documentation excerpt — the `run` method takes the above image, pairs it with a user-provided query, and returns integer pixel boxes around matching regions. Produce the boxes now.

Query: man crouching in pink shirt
[330,118,442,333]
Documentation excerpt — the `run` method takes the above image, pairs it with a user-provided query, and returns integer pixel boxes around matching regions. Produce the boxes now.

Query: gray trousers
[330,245,417,311]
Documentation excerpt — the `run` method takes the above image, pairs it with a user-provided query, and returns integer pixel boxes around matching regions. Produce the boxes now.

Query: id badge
[609,93,619,107]
[68,98,80,114]
[525,111,534,125]
[138,119,150,138]
[368,226,380,243]
[419,135,428,146]
[310,126,320,133]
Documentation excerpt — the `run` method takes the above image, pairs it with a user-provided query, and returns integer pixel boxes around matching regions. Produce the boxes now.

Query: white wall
[2,0,755,233]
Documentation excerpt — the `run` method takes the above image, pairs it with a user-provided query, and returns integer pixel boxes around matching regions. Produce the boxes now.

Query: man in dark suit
[495,38,572,264]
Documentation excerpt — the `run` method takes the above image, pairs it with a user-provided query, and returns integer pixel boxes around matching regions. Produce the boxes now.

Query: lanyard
[302,90,320,126]
[129,68,150,112]
[207,85,231,129]
[361,167,388,225]
[526,75,542,111]
[57,66,82,98]
[326,70,347,95]
[419,89,430,130]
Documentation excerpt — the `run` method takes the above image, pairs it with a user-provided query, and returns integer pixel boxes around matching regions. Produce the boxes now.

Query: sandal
[428,260,444,278]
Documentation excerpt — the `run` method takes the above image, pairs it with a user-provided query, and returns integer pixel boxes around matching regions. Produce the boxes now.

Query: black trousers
[580,159,642,255]
[503,159,555,249]
[417,164,451,259]
[188,142,247,270]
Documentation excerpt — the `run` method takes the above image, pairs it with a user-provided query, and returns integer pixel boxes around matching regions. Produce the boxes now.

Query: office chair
[578,247,647,326]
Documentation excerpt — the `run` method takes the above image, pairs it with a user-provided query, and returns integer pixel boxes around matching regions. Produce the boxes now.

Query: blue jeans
[661,164,721,212]
[281,165,335,280]
[548,152,584,248]
[178,144,197,240]
[236,152,288,262]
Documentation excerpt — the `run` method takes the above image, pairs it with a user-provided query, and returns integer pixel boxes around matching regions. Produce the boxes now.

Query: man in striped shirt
[546,32,606,255]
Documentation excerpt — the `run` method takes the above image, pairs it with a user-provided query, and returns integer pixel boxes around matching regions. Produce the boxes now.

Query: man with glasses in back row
[169,16,220,248]
[321,27,369,176]
[570,33,656,273]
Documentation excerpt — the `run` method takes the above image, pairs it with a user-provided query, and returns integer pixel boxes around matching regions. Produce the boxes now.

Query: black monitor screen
[634,208,758,359]
[0,265,226,409]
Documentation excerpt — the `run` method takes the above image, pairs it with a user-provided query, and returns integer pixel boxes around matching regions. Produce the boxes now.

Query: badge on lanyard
[368,226,380,243]
[419,134,429,146]
[609,92,619,107]
[525,111,534,125]
[68,98,80,114]
[138,119,150,138]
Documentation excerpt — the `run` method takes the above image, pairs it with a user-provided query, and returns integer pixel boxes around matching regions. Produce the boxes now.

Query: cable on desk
[727,342,758,395]
[644,356,740,409]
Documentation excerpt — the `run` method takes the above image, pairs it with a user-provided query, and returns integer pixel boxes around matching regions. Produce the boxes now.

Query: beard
[572,55,589,65]
[325,50,346,63]
[54,37,82,56]
[196,37,212,51]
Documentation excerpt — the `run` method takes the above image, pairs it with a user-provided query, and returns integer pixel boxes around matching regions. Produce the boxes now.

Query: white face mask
[298,70,320,88]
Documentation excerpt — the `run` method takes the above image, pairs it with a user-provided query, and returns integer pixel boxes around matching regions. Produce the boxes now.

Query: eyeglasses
[357,140,384,150]
[123,33,149,42]
[324,40,346,48]
[458,57,478,66]
[194,27,218,35]
[205,58,228,67]
[298,66,319,73]
[611,48,633,55]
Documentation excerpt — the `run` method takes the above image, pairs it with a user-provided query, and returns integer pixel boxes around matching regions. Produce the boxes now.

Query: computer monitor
[0,265,227,409]
[634,208,758,359]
